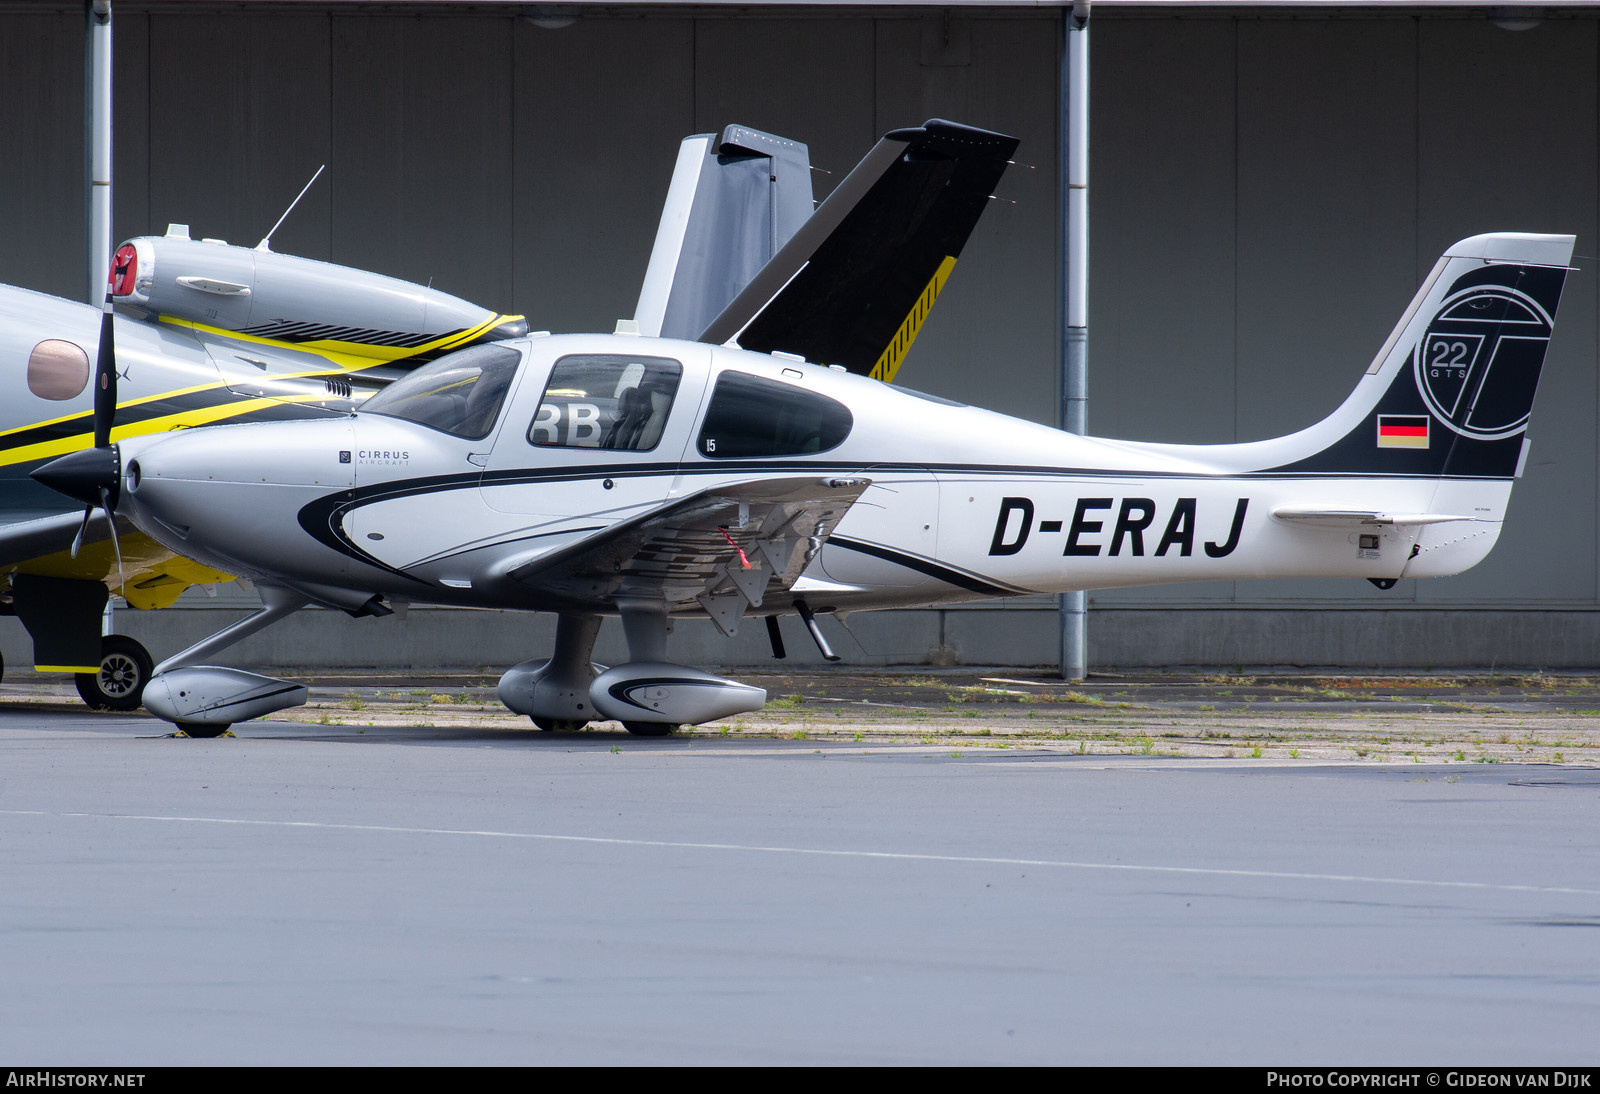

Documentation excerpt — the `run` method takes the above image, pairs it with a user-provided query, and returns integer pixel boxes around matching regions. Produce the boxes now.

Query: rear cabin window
[696,370,853,459]
[529,355,683,451]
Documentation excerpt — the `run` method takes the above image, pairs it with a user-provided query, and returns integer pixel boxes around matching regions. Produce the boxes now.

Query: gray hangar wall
[0,3,1596,670]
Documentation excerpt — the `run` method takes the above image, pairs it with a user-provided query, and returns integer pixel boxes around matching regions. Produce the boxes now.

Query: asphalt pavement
[1,671,1596,1064]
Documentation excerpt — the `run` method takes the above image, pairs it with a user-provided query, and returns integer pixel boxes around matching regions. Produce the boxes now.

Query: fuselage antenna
[256,165,326,252]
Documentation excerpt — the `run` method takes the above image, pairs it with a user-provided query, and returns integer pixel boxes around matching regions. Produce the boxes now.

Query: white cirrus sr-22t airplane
[33,206,1573,736]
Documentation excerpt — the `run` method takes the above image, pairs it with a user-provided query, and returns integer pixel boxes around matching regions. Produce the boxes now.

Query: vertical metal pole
[1058,2,1090,682]
[86,0,112,305]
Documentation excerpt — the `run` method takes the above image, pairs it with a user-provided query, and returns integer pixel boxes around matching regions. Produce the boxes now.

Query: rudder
[1269,232,1573,480]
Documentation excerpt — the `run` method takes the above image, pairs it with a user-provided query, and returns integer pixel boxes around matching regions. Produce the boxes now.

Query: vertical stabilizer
[1262,232,1574,480]
[697,120,1018,382]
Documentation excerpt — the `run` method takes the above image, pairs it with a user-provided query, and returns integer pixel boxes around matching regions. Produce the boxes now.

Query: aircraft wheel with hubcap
[173,722,231,738]
[622,721,677,737]
[74,634,152,712]
[531,717,589,732]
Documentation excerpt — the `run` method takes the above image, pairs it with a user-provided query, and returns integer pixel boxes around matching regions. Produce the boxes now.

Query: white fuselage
[114,332,1509,617]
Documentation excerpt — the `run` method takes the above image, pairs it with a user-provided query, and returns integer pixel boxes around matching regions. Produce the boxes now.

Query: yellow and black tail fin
[697,120,1017,382]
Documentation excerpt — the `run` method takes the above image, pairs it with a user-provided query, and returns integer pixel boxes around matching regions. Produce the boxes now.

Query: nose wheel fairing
[142,666,308,727]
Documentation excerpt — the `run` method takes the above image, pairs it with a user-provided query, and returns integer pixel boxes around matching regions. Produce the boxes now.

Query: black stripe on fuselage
[826,535,1024,596]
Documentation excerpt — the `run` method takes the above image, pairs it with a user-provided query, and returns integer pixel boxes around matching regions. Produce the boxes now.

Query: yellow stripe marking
[869,256,957,384]
[36,665,98,674]
[0,393,337,468]
[0,379,231,441]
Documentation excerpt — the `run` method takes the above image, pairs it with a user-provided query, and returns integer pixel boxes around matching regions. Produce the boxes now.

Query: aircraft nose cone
[31,444,120,509]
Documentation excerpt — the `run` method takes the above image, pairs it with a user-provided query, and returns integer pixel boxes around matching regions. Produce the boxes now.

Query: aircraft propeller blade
[69,504,93,560]
[92,289,117,449]
[100,484,125,592]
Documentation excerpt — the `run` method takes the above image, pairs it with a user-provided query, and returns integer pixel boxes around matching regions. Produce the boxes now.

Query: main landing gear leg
[612,599,678,736]
[140,587,312,735]
[497,612,602,731]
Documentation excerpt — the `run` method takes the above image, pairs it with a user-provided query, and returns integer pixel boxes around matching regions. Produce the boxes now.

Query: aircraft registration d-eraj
[4,118,1006,711]
[30,143,1574,736]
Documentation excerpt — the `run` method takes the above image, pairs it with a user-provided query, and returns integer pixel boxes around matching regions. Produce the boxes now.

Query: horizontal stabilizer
[1272,507,1475,527]
[698,119,1018,382]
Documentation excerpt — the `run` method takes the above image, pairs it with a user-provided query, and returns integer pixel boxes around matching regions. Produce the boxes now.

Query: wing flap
[497,476,871,613]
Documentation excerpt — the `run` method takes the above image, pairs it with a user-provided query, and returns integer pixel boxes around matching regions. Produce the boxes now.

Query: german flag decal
[1377,414,1430,449]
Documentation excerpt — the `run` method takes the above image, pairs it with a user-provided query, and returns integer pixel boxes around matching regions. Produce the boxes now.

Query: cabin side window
[696,370,853,459]
[528,355,683,451]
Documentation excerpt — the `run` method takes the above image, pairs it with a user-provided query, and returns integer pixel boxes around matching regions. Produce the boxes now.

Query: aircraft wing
[0,509,233,608]
[497,475,871,623]
[0,510,109,568]
[697,119,1018,383]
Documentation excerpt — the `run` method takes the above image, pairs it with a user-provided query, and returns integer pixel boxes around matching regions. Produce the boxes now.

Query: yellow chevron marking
[869,256,957,384]
[161,312,519,371]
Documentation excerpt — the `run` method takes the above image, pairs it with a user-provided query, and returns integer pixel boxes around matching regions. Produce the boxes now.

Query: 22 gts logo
[988,496,1250,558]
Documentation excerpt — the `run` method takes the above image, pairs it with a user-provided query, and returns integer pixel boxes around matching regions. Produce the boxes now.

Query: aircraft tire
[74,634,153,712]
[531,717,589,732]
[622,721,677,737]
[174,722,231,739]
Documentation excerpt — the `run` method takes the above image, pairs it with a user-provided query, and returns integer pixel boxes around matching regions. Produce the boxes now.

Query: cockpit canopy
[361,342,522,441]
[360,338,856,460]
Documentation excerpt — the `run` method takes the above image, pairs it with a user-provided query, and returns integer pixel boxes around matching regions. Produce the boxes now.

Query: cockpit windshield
[361,343,523,440]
